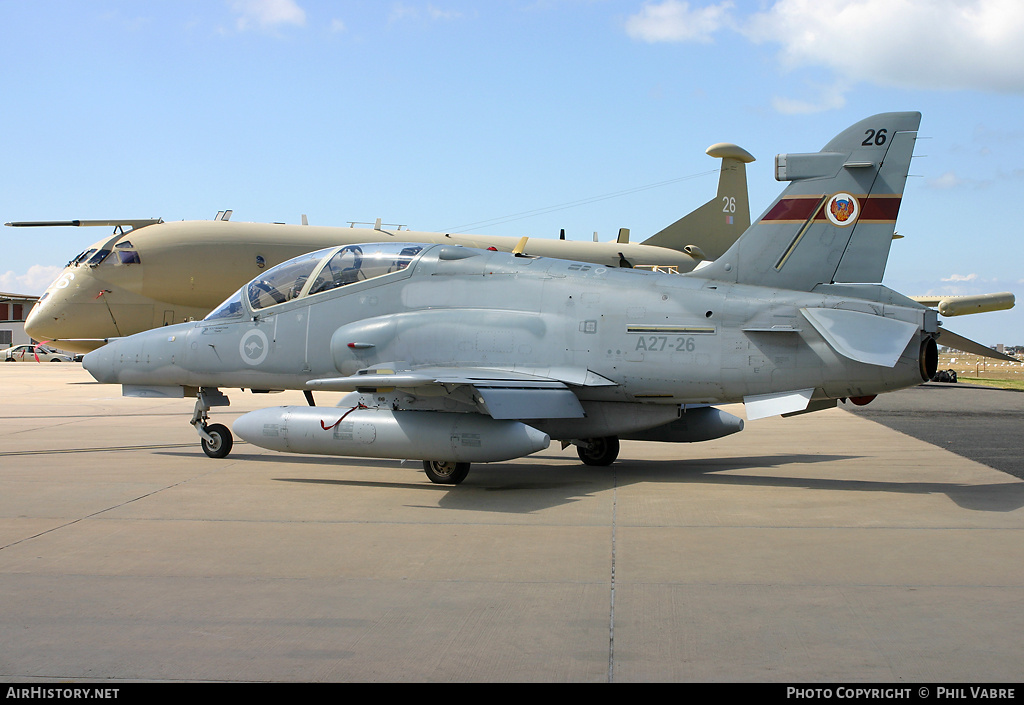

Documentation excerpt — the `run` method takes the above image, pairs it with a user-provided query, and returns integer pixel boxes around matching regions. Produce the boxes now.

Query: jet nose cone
[82,342,117,383]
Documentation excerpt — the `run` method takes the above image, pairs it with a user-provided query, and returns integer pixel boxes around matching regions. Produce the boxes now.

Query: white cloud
[744,0,1024,94]
[428,5,463,21]
[230,0,306,31]
[771,82,847,115]
[942,273,979,282]
[0,265,62,296]
[625,1,734,43]
[927,171,966,190]
[625,0,1024,111]
[389,3,463,24]
[925,169,1000,190]
[389,4,417,23]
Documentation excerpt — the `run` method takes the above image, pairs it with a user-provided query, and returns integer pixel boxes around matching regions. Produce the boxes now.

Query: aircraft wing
[5,219,163,229]
[307,366,617,420]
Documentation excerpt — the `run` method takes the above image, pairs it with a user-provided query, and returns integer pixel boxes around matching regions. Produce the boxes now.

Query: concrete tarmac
[847,382,1024,480]
[2,365,1023,683]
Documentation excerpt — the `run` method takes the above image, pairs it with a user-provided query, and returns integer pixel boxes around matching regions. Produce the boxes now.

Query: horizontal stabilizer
[783,398,839,418]
[743,388,814,420]
[801,308,919,367]
[937,328,1019,362]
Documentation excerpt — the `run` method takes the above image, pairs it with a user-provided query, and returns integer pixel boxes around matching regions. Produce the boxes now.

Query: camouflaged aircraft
[11,143,754,354]
[85,112,1000,485]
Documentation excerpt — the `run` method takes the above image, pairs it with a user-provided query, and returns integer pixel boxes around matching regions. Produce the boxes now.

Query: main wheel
[422,460,470,485]
[577,436,619,466]
[201,423,233,459]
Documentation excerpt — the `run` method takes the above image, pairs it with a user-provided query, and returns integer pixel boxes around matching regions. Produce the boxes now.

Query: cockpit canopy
[205,242,425,321]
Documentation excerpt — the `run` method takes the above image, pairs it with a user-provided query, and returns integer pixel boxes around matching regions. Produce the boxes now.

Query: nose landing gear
[200,423,233,458]
[191,388,233,458]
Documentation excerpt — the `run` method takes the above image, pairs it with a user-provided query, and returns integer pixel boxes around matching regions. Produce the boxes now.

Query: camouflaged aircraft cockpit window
[86,249,111,267]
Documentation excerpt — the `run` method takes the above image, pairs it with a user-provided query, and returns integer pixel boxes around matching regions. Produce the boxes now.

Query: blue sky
[2,0,1022,346]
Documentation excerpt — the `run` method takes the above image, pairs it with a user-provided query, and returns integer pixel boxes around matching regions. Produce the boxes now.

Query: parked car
[1,344,75,362]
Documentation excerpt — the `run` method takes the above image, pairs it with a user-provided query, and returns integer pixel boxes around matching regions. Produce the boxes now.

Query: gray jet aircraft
[12,143,754,353]
[85,112,986,484]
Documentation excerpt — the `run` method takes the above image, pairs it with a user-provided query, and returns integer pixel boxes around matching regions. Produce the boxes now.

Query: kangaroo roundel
[826,193,859,227]
[240,329,269,365]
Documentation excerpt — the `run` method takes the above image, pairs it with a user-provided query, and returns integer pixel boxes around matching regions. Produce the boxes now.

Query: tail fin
[689,112,921,291]
[641,143,754,260]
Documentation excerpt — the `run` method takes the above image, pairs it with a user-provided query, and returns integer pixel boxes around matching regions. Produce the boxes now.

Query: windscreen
[205,291,244,321]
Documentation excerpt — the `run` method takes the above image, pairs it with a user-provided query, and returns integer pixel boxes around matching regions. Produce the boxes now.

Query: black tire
[201,423,233,459]
[577,436,619,466]
[422,460,470,485]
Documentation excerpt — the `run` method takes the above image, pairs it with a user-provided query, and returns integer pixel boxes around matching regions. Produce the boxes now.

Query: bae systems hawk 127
[84,112,1001,484]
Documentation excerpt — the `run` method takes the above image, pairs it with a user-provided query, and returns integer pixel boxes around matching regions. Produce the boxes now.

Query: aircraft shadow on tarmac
[156,449,1024,515]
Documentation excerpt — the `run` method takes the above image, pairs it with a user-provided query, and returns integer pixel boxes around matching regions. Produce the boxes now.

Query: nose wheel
[191,388,233,458]
[200,423,233,458]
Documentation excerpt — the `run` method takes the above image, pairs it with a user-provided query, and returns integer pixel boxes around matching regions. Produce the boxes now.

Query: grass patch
[957,377,1024,392]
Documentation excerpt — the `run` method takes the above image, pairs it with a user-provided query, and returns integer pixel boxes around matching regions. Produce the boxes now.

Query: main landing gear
[575,436,620,466]
[191,388,233,458]
[420,435,620,485]
[422,460,471,485]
